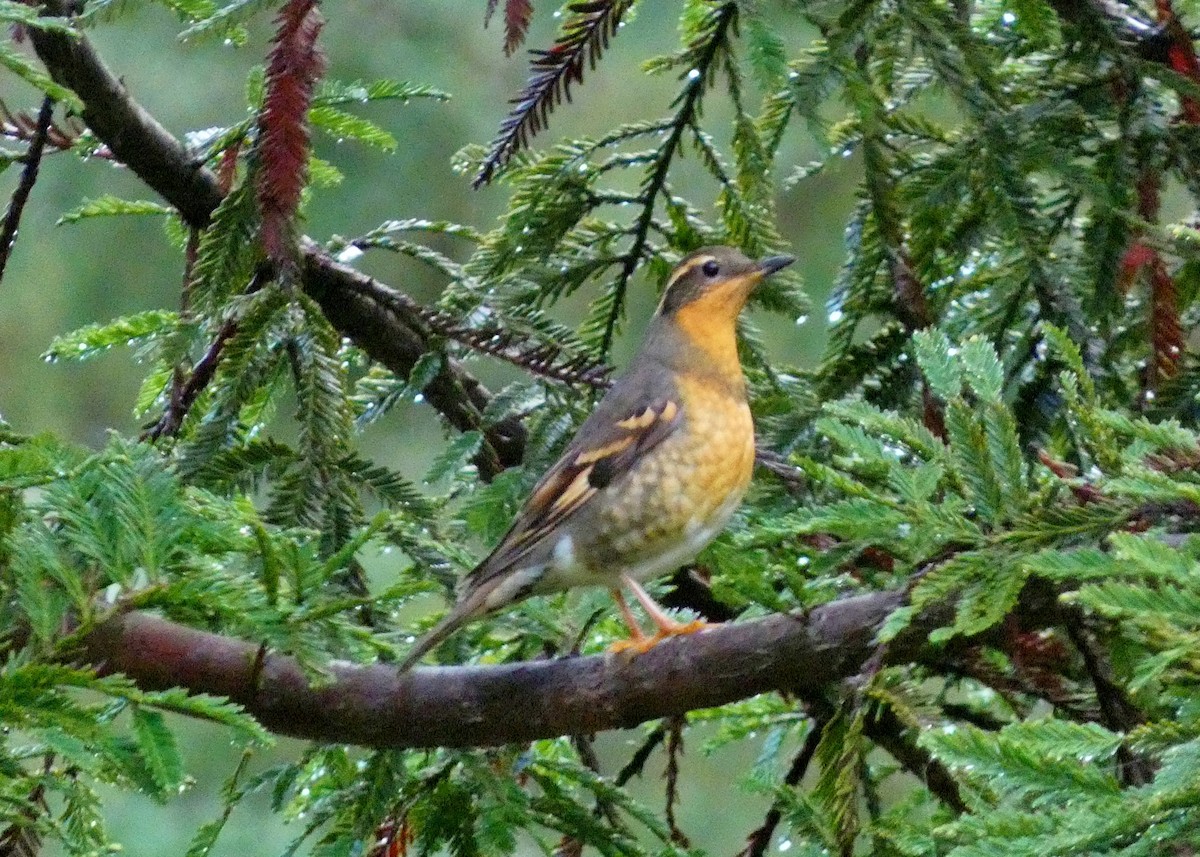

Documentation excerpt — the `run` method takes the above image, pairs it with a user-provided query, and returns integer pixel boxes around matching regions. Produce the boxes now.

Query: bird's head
[656,246,795,323]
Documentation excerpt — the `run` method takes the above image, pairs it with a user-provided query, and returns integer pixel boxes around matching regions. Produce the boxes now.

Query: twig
[143,315,240,441]
[1062,616,1153,786]
[0,96,54,285]
[614,723,668,787]
[664,716,689,846]
[162,227,203,429]
[861,704,968,814]
[571,734,622,828]
[352,279,612,389]
[599,3,738,358]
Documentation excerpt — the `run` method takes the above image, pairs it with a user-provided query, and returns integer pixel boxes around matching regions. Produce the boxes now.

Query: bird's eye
[702,260,720,277]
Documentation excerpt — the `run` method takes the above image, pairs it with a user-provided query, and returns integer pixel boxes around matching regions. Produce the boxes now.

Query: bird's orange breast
[565,374,754,580]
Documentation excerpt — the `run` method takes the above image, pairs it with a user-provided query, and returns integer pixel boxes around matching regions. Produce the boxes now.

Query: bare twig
[664,716,688,846]
[614,723,669,787]
[143,316,240,441]
[1063,616,1153,786]
[0,96,54,285]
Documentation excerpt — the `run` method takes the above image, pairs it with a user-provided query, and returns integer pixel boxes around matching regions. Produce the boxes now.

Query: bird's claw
[607,619,713,657]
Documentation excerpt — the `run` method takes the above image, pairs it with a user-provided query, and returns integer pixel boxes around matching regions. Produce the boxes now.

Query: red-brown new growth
[483,0,534,55]
[257,0,326,269]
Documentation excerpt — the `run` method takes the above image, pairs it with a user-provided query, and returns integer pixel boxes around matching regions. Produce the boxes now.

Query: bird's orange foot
[607,619,714,656]
[608,634,658,656]
[655,618,711,638]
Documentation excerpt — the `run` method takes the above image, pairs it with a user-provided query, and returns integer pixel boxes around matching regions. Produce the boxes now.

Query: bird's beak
[757,255,796,276]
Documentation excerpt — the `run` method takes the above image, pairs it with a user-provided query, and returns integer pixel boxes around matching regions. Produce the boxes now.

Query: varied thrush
[399,246,795,670]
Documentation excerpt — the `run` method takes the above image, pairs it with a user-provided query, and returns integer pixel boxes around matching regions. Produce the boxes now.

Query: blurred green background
[1,1,862,852]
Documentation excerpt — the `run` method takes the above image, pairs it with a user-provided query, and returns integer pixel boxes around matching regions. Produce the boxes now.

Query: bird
[398,246,795,670]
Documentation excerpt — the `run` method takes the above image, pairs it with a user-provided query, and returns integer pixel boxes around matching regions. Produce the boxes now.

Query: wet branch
[24,5,526,476]
[48,577,1065,750]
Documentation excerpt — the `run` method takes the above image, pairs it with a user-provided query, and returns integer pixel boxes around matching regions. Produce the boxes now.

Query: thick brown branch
[26,22,223,227]
[25,13,525,474]
[78,588,919,749]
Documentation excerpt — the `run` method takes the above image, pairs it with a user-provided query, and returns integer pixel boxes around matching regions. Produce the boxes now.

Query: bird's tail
[396,593,487,672]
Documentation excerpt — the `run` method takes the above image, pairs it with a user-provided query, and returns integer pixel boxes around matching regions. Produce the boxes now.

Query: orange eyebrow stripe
[664,256,710,292]
[574,435,635,465]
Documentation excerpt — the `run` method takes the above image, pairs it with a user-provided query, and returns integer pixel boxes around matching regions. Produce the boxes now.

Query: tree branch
[66,581,1064,750]
[71,589,906,748]
[25,10,526,475]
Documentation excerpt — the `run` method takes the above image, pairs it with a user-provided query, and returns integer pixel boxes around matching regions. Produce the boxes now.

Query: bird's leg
[608,587,652,653]
[612,587,649,639]
[608,574,711,655]
[624,574,710,637]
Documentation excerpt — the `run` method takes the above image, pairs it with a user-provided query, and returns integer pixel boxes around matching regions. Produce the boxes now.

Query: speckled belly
[538,382,755,591]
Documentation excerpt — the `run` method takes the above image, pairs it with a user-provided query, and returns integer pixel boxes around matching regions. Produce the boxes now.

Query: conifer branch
[302,250,527,477]
[600,2,738,358]
[859,704,968,813]
[493,0,534,56]
[1153,0,1200,123]
[737,714,827,857]
[0,755,51,857]
[474,0,634,187]
[348,278,613,388]
[427,311,613,387]
[23,6,527,473]
[1138,0,1196,389]
[144,315,241,442]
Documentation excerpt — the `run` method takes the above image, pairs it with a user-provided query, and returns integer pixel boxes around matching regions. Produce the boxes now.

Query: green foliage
[0,43,82,108]
[8,0,1200,854]
[57,195,175,224]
